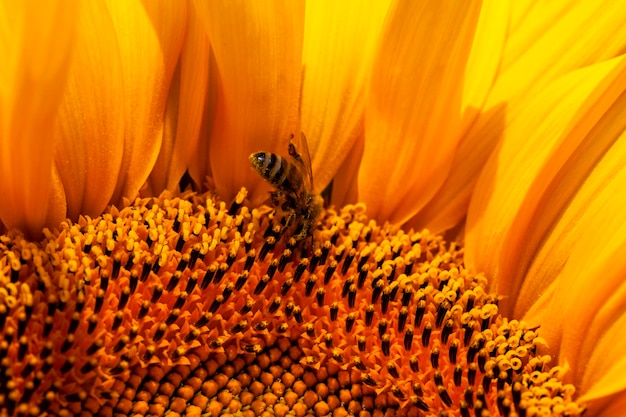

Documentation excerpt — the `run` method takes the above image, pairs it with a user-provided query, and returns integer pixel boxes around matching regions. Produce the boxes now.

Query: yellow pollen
[0,189,584,416]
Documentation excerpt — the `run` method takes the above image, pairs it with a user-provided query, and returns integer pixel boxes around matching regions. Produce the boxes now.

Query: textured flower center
[0,189,583,416]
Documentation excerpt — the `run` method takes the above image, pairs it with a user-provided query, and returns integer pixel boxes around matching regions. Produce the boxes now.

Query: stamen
[0,188,584,416]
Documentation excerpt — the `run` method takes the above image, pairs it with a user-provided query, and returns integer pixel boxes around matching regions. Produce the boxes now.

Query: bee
[249,133,323,242]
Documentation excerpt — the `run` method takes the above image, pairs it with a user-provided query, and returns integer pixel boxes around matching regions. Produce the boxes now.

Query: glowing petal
[581,394,626,417]
[187,52,219,193]
[359,0,482,224]
[149,3,210,193]
[579,275,626,411]
[466,55,626,315]
[461,0,509,115]
[518,126,626,412]
[418,1,626,234]
[409,0,508,233]
[300,0,391,195]
[192,0,304,202]
[522,196,626,412]
[503,0,626,94]
[106,0,186,204]
[54,1,124,220]
[518,98,626,318]
[332,133,364,207]
[0,1,77,236]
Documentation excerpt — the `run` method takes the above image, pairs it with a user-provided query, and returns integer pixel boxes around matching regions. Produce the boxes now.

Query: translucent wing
[288,132,314,192]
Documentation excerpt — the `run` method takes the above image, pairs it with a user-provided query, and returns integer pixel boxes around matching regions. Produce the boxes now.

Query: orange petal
[518,97,626,320]
[408,0,509,233]
[511,102,626,405]
[581,393,626,417]
[522,195,626,412]
[192,0,305,202]
[105,0,187,203]
[359,0,482,224]
[467,56,626,407]
[416,1,626,234]
[0,1,77,236]
[54,1,125,220]
[300,0,391,195]
[187,48,219,193]
[502,1,626,96]
[465,55,626,317]
[578,279,626,412]
[332,130,364,207]
[461,0,509,115]
[149,3,210,193]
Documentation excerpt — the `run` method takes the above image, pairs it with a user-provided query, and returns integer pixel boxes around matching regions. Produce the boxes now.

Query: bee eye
[249,152,266,165]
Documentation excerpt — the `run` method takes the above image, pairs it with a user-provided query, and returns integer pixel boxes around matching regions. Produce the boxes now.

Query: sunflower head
[0,189,584,416]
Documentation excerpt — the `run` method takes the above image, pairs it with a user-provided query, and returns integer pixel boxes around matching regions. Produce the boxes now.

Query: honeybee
[249,133,323,242]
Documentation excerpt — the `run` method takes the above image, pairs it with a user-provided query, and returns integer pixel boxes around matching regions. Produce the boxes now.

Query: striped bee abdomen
[249,151,300,193]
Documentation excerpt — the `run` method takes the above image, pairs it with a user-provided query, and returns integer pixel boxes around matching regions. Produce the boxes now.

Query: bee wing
[288,132,314,192]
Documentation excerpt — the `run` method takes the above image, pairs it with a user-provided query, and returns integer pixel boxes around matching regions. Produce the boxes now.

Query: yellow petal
[465,55,626,317]
[467,57,626,411]
[461,0,509,114]
[408,0,509,233]
[512,115,626,408]
[54,0,125,220]
[581,393,626,417]
[187,50,219,193]
[300,0,391,195]
[519,99,626,319]
[579,280,626,410]
[359,0,482,224]
[417,1,626,234]
[105,0,187,203]
[332,132,364,207]
[0,1,77,236]
[148,3,210,193]
[192,0,304,202]
[503,0,626,95]
[407,105,507,235]
[522,194,626,411]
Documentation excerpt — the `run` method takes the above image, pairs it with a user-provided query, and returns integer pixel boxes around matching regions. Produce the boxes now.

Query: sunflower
[1,1,625,416]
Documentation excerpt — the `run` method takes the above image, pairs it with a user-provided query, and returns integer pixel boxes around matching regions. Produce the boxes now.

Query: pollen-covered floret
[0,188,584,416]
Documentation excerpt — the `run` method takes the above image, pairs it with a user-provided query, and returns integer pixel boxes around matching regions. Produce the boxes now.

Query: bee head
[249,152,266,171]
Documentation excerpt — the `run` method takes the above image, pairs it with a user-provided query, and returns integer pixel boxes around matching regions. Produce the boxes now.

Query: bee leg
[294,222,315,257]
[284,208,296,229]
[293,222,309,241]
[281,194,298,226]
[269,191,283,207]
[288,138,299,159]
[293,208,311,241]
[294,195,322,242]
